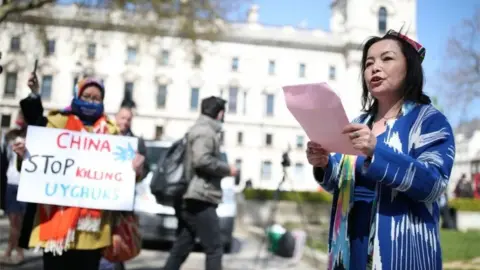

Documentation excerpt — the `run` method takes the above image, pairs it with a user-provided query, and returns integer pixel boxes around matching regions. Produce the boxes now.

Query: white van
[134,140,237,251]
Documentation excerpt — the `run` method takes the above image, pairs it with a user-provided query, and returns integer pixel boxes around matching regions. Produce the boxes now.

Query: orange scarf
[38,114,109,254]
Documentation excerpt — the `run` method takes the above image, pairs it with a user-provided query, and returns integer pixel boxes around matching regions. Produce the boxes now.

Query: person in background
[439,190,455,229]
[98,106,149,270]
[163,96,238,270]
[308,29,455,269]
[114,106,149,179]
[474,173,480,199]
[244,179,253,190]
[0,111,27,266]
[14,78,144,270]
[454,173,474,198]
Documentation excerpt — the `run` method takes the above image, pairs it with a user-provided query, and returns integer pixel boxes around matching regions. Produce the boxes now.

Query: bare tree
[442,9,480,109]
[0,0,54,22]
[1,0,244,42]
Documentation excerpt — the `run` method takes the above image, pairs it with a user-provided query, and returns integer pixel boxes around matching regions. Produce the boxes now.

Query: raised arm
[19,93,47,127]
[363,108,455,203]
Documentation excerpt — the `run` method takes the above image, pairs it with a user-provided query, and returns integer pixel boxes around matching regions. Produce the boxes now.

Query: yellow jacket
[28,112,120,250]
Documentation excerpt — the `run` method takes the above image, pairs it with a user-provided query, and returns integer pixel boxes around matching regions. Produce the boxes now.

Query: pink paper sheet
[283,82,362,156]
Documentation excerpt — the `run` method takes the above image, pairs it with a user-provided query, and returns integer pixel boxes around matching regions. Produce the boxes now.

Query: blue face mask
[71,98,104,125]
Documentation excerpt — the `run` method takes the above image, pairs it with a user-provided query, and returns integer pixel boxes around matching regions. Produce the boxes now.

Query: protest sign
[17,126,138,211]
[283,82,362,156]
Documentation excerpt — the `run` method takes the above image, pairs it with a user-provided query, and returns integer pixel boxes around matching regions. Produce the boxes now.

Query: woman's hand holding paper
[342,123,377,157]
[306,141,329,168]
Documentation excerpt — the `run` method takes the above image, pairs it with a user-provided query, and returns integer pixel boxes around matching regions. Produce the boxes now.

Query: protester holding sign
[13,78,144,270]
[306,30,455,270]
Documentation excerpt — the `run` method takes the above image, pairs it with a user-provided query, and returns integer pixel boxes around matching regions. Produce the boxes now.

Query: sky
[231,0,480,127]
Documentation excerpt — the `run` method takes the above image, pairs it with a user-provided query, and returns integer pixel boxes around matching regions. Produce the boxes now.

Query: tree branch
[441,8,480,110]
[0,0,54,23]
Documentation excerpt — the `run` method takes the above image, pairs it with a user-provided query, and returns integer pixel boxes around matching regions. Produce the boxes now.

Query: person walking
[163,96,237,270]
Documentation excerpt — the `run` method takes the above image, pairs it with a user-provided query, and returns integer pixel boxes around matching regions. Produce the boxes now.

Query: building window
[10,36,20,52]
[235,159,242,170]
[0,114,11,128]
[296,135,305,149]
[261,161,272,180]
[127,47,137,63]
[268,60,275,75]
[299,63,306,78]
[4,72,17,97]
[87,43,96,59]
[124,82,134,102]
[155,126,164,140]
[472,160,480,175]
[329,66,336,80]
[265,133,273,146]
[190,87,200,111]
[160,49,169,66]
[237,132,243,145]
[231,57,239,72]
[242,91,247,115]
[193,53,202,68]
[378,7,387,33]
[266,94,275,116]
[228,87,238,114]
[46,40,55,56]
[157,84,167,108]
[294,162,305,180]
[40,75,53,100]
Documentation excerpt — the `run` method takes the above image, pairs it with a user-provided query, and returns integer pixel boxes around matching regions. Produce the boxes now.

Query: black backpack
[150,135,191,203]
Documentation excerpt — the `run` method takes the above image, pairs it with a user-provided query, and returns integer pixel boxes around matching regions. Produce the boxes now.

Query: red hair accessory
[385,30,426,62]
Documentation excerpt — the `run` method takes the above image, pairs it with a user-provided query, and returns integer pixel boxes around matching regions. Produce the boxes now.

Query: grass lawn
[305,229,480,262]
[441,229,480,262]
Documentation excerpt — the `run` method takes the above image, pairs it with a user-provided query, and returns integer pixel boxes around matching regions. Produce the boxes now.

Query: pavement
[244,225,328,267]
[444,257,480,270]
[0,217,326,270]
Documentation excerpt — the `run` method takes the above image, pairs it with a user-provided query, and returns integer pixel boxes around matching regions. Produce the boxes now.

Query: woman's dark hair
[360,33,430,113]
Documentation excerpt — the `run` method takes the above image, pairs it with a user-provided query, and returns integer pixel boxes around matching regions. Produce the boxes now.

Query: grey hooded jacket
[183,115,230,205]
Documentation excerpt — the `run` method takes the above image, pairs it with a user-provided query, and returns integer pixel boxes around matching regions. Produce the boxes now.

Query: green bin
[266,224,286,253]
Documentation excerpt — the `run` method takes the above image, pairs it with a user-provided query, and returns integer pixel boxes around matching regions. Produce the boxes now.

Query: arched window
[378,7,387,33]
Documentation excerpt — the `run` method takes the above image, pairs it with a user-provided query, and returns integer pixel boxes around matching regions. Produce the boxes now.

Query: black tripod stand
[252,151,322,269]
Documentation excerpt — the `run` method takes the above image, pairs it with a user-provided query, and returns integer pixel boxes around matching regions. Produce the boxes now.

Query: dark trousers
[441,206,456,229]
[99,257,126,270]
[164,199,223,270]
[42,249,102,270]
[173,197,185,237]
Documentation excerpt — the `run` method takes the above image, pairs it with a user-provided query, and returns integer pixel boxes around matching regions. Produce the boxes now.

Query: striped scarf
[328,155,357,270]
